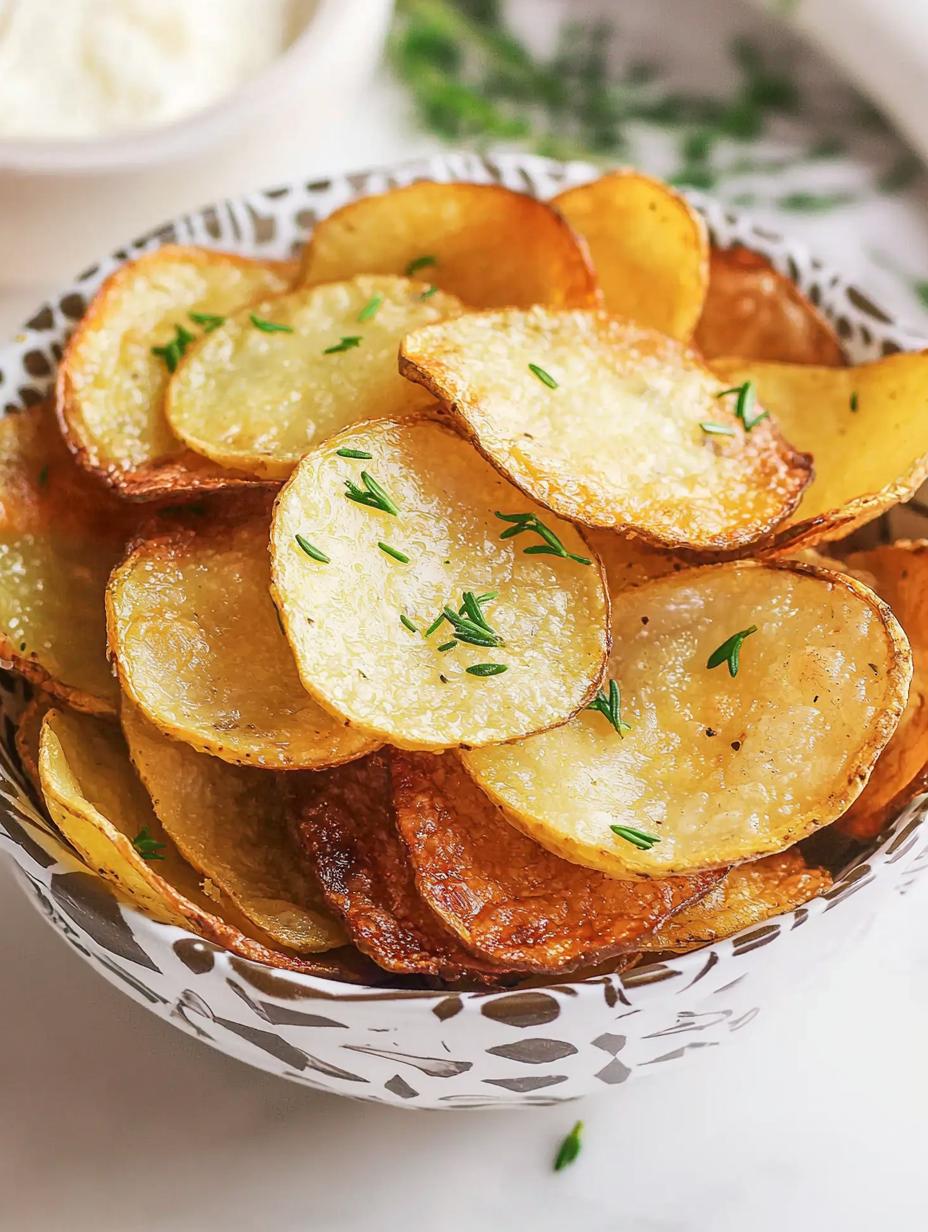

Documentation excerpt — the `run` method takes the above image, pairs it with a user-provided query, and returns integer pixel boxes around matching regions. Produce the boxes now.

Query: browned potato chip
[711,353,928,551]
[552,171,709,340]
[695,245,846,365]
[390,750,724,974]
[271,415,609,750]
[586,529,689,600]
[640,850,832,951]
[121,701,344,952]
[836,541,928,842]
[166,276,464,480]
[106,501,376,769]
[400,309,811,554]
[289,753,507,983]
[299,180,599,309]
[14,693,56,794]
[463,560,911,878]
[57,245,291,500]
[0,403,136,714]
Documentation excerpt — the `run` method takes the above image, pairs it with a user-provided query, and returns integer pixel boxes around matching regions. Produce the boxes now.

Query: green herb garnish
[294,534,330,564]
[716,380,767,431]
[849,391,859,412]
[528,362,558,389]
[700,421,737,437]
[587,679,631,737]
[419,284,439,300]
[778,190,857,213]
[437,640,457,652]
[250,314,294,334]
[357,293,384,322]
[344,471,399,516]
[441,591,503,648]
[151,323,196,373]
[610,825,661,851]
[466,662,508,676]
[378,542,410,563]
[553,1121,583,1172]
[132,827,166,862]
[707,625,758,678]
[324,335,363,354]
[405,254,437,276]
[496,512,591,565]
[400,614,418,633]
[336,447,374,459]
[189,311,225,332]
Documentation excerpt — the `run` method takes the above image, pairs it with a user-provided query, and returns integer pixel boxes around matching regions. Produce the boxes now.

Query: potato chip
[462,560,911,877]
[586,529,689,600]
[0,403,136,713]
[15,693,56,794]
[57,245,291,499]
[270,415,609,749]
[390,750,723,974]
[836,541,928,842]
[640,850,832,951]
[107,502,376,768]
[552,171,709,340]
[299,180,598,309]
[400,309,811,554]
[695,244,846,365]
[289,753,506,982]
[166,276,464,480]
[711,353,928,551]
[121,700,344,951]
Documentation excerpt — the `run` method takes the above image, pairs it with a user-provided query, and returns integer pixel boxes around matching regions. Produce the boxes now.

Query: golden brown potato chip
[289,753,507,982]
[586,529,689,600]
[640,850,832,951]
[57,245,291,500]
[400,309,811,554]
[14,693,56,793]
[711,353,928,551]
[390,750,724,974]
[299,180,599,309]
[695,244,846,365]
[166,276,464,480]
[121,700,344,952]
[0,403,136,714]
[836,541,928,842]
[552,171,709,340]
[107,502,375,768]
[271,415,609,750]
[463,560,911,877]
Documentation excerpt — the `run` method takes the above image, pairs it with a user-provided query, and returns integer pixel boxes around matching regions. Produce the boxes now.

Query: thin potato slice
[463,561,911,877]
[289,753,506,982]
[552,171,709,340]
[299,180,599,309]
[696,245,846,365]
[837,541,928,841]
[166,276,464,480]
[107,503,376,768]
[640,850,832,951]
[587,529,689,600]
[711,353,928,550]
[0,403,135,713]
[121,701,344,952]
[400,309,811,554]
[57,245,291,499]
[271,415,609,750]
[390,751,723,974]
[15,694,56,794]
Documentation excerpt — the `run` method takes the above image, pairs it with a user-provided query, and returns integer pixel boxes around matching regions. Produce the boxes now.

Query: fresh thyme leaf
[587,679,631,737]
[357,293,384,322]
[466,662,508,676]
[707,624,758,678]
[378,541,410,563]
[405,254,438,276]
[610,825,661,851]
[151,323,196,373]
[294,534,330,564]
[189,311,225,332]
[324,335,362,354]
[700,421,736,437]
[495,511,591,565]
[716,381,767,431]
[250,314,294,334]
[132,827,166,862]
[441,606,501,647]
[528,362,558,389]
[850,391,859,412]
[419,284,439,299]
[344,471,400,516]
[336,447,374,459]
[553,1121,583,1171]
[424,613,446,638]
[400,614,418,633]
[438,640,457,652]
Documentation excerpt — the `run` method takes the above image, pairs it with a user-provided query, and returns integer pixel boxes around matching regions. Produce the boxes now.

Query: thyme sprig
[344,471,400,516]
[496,512,591,565]
[587,679,631,737]
[132,827,166,862]
[707,625,758,677]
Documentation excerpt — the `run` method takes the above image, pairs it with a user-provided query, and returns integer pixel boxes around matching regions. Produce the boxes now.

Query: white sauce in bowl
[0,0,307,140]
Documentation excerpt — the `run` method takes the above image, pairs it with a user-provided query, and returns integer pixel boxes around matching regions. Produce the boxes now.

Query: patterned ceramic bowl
[1,152,926,1111]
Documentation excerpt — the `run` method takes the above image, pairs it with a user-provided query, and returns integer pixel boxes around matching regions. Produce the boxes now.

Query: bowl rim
[0,148,926,1007]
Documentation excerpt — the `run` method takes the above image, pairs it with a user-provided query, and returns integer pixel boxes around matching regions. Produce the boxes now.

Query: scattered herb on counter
[295,534,330,564]
[587,679,631,738]
[707,625,758,677]
[324,335,363,354]
[554,1121,584,1171]
[344,471,400,516]
[496,511,591,565]
[250,314,294,334]
[132,827,166,862]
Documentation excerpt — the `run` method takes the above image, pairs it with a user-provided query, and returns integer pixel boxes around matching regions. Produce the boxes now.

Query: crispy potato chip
[552,171,709,340]
[15,693,56,794]
[711,353,928,551]
[121,700,344,951]
[390,751,723,974]
[695,244,846,365]
[165,276,464,480]
[270,415,609,750]
[299,180,599,310]
[463,560,911,877]
[57,245,291,499]
[107,502,375,768]
[587,529,689,600]
[640,850,832,951]
[836,541,928,841]
[0,403,137,713]
[400,309,811,554]
[289,753,506,982]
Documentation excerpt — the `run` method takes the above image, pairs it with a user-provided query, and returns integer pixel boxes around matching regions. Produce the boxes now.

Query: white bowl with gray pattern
[1,152,926,1110]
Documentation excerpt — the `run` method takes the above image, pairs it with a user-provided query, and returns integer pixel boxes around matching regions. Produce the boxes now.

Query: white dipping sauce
[0,0,305,139]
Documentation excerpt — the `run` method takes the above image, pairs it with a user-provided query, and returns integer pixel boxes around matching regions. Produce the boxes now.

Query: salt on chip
[400,309,811,554]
